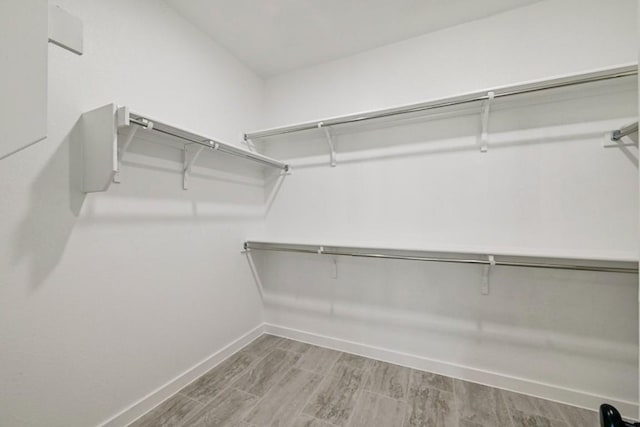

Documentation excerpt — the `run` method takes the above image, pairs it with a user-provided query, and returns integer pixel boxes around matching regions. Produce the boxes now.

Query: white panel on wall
[0,0,48,159]
[48,4,83,55]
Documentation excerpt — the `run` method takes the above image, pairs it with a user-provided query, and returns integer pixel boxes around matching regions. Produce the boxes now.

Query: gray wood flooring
[129,334,599,427]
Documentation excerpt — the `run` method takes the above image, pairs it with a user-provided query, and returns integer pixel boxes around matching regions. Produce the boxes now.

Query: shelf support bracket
[182,144,209,190]
[318,122,337,167]
[113,126,138,184]
[113,107,153,184]
[481,255,495,295]
[331,256,338,279]
[480,91,495,153]
[243,134,257,152]
[113,107,135,184]
[242,245,264,300]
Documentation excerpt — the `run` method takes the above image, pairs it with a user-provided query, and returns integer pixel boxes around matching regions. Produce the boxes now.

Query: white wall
[262,0,637,127]
[1,0,638,424]
[0,1,268,426]
[255,0,640,416]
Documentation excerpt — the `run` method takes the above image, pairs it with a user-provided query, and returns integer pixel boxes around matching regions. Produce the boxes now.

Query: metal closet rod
[245,67,638,140]
[243,242,639,274]
[128,117,289,171]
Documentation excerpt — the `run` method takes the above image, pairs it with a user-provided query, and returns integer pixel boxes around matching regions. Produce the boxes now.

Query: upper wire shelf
[80,104,289,193]
[245,65,637,141]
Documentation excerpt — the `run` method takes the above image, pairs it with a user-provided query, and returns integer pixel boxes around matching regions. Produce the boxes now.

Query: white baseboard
[99,324,265,427]
[264,323,639,420]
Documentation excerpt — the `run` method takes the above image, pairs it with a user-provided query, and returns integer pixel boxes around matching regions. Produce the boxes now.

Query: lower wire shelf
[243,241,638,274]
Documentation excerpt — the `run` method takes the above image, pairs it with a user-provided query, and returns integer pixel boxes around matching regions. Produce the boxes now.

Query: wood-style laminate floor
[129,334,599,427]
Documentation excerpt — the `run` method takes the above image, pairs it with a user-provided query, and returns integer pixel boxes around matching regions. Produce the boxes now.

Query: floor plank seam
[237,388,263,426]
[399,396,407,427]
[235,386,261,399]
[299,366,334,421]
[343,386,365,427]
[184,355,260,407]
[174,395,212,427]
[288,367,327,424]
[450,376,457,427]
[309,413,341,427]
[296,365,324,375]
[240,365,293,425]
[500,389,517,427]
[180,340,264,402]
[179,337,271,405]
[177,392,205,406]
[258,351,303,397]
[363,387,406,403]
[275,341,312,355]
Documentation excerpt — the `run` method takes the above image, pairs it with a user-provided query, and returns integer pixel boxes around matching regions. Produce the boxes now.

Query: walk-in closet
[1,1,639,426]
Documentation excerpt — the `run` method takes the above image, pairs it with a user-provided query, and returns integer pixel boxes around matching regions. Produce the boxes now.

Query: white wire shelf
[244,241,638,274]
[81,104,289,193]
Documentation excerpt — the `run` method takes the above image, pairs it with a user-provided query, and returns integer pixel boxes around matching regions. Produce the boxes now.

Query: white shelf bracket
[331,256,338,279]
[280,167,293,176]
[480,91,495,153]
[318,122,337,167]
[113,107,133,184]
[183,146,204,190]
[242,246,264,300]
[243,134,257,152]
[113,108,153,184]
[481,255,496,295]
[603,133,637,148]
[112,126,138,183]
[183,143,212,190]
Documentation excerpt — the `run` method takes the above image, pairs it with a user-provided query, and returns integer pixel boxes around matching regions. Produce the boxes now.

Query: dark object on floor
[600,404,640,427]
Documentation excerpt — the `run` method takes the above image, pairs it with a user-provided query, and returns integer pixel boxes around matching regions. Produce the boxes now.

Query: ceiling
[165,0,542,77]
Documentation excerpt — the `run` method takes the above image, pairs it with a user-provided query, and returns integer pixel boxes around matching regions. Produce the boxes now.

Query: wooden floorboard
[128,334,599,427]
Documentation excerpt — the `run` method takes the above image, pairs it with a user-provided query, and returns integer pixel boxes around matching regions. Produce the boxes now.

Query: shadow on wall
[611,133,639,167]
[10,118,86,290]
[71,130,288,224]
[0,136,47,162]
[7,110,287,289]
[253,251,638,361]
[261,272,638,364]
[356,128,637,168]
